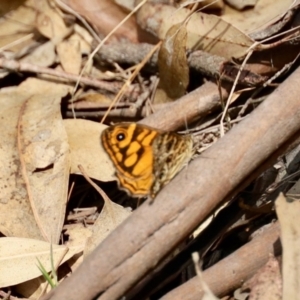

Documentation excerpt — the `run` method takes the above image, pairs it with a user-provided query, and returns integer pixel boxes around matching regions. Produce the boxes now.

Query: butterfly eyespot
[116,132,126,141]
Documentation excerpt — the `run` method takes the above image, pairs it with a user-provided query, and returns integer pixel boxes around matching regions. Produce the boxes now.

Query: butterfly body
[101,123,193,198]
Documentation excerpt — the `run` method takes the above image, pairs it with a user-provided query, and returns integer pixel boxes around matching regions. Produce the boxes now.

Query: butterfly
[101,123,193,198]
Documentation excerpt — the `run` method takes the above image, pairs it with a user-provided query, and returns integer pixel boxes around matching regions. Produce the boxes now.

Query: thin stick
[71,0,148,107]
[100,41,162,123]
[219,23,300,136]
[219,44,256,136]
[0,57,123,92]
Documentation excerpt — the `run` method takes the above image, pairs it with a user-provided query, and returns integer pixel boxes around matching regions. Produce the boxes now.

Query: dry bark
[94,42,268,86]
[139,81,226,130]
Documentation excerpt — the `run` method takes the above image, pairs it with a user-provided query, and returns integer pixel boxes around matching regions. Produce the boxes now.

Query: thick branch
[140,81,226,130]
[161,222,281,299]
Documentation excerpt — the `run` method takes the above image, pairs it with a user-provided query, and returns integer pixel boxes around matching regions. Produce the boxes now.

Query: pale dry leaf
[0,236,84,289]
[193,0,224,10]
[84,201,131,257]
[0,90,39,239]
[0,70,9,79]
[0,237,68,288]
[226,0,257,10]
[64,223,92,271]
[114,0,135,11]
[65,223,93,247]
[74,90,113,104]
[64,119,115,182]
[17,96,70,243]
[155,23,189,103]
[0,0,36,54]
[275,193,300,300]
[14,244,83,299]
[56,39,82,74]
[222,0,294,34]
[90,66,120,80]
[0,78,71,242]
[17,76,72,95]
[72,24,93,54]
[36,0,73,44]
[20,40,56,67]
[234,288,249,300]
[69,24,93,55]
[137,3,256,59]
[193,200,230,238]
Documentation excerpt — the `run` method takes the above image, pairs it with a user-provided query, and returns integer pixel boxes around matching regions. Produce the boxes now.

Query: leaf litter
[0,0,300,299]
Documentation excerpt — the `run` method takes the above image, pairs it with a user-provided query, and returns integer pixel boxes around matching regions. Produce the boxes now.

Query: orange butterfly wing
[101,123,159,196]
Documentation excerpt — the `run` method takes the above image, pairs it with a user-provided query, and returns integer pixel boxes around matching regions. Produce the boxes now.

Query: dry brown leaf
[222,0,294,34]
[84,201,131,257]
[0,0,26,16]
[63,0,141,43]
[36,0,73,44]
[20,40,56,67]
[64,119,115,182]
[137,3,255,59]
[0,0,36,54]
[0,78,71,242]
[275,193,300,300]
[155,23,189,103]
[57,39,82,74]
